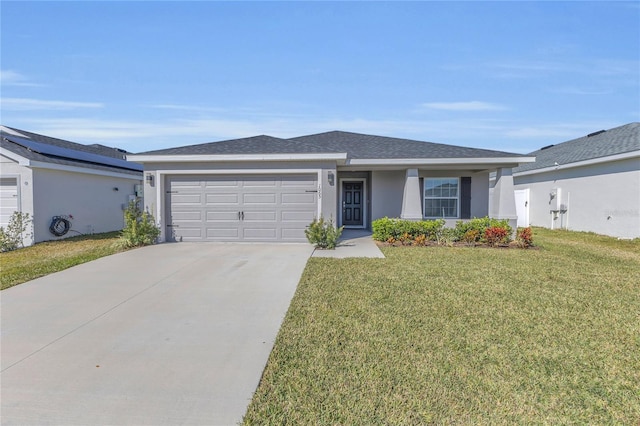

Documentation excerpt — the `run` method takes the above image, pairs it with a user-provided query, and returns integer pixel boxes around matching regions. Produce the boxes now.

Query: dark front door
[342,181,363,227]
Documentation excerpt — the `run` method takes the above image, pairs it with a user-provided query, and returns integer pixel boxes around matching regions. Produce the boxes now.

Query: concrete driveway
[1,242,314,425]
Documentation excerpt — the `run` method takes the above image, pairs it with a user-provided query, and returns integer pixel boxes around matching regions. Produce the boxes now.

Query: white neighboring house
[511,122,640,239]
[0,126,143,246]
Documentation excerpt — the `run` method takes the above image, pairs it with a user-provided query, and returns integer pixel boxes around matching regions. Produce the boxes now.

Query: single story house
[128,131,534,243]
[0,126,143,245]
[509,122,640,239]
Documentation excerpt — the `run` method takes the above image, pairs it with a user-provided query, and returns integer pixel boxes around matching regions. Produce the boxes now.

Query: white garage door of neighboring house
[0,177,19,229]
[166,174,318,242]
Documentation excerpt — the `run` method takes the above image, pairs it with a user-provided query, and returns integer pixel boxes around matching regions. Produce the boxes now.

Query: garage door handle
[305,190,318,193]
[241,211,245,220]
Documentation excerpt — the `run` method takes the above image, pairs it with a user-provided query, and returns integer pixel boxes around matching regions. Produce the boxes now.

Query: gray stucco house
[0,126,143,245]
[510,122,640,239]
[128,131,535,243]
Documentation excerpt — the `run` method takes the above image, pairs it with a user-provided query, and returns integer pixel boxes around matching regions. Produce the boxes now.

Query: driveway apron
[1,242,314,425]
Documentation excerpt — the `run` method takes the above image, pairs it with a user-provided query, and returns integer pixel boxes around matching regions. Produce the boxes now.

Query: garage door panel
[281,227,309,240]
[243,193,276,204]
[243,228,277,239]
[172,194,202,205]
[243,211,277,221]
[167,174,317,242]
[281,175,316,187]
[171,179,204,189]
[281,193,316,204]
[205,179,240,188]
[242,178,277,187]
[171,211,203,221]
[281,210,316,222]
[206,211,240,221]
[172,228,203,240]
[207,227,240,238]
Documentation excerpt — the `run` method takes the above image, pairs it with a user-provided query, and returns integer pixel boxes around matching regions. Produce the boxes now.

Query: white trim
[339,177,367,229]
[28,161,142,180]
[513,150,640,177]
[0,147,30,166]
[128,153,348,163]
[423,177,461,219]
[347,157,536,166]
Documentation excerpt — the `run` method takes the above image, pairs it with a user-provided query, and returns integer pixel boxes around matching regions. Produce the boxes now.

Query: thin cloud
[1,98,103,111]
[421,101,507,111]
[0,70,42,87]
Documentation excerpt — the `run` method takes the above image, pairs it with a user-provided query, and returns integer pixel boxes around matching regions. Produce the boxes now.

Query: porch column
[401,168,423,220]
[490,167,518,233]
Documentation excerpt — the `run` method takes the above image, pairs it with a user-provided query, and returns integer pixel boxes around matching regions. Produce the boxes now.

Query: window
[424,178,459,218]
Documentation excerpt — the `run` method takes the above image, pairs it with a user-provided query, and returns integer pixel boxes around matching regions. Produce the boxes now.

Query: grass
[0,232,125,290]
[243,228,640,424]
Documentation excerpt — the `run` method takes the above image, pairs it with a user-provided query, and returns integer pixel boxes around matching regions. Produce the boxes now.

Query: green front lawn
[244,228,640,424]
[0,232,125,290]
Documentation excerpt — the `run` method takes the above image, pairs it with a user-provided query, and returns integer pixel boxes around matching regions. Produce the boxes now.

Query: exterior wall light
[328,171,335,186]
[145,174,154,185]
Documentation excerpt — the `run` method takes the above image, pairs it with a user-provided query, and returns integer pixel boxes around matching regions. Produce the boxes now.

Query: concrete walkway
[311,229,385,258]
[1,242,314,426]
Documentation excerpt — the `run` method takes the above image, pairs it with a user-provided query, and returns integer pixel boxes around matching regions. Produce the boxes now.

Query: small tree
[0,211,32,252]
[305,216,344,249]
[120,202,160,248]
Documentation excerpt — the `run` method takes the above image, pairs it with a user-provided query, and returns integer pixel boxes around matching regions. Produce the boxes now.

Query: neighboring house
[510,122,640,239]
[128,131,534,243]
[0,126,143,245]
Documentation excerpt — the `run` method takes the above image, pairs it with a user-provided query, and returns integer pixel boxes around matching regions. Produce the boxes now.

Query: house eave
[127,153,349,164]
[513,151,639,177]
[346,157,536,167]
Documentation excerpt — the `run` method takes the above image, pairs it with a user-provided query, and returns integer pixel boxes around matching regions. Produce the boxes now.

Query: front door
[342,181,364,227]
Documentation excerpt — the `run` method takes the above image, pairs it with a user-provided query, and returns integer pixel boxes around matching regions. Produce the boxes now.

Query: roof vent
[540,144,555,150]
[587,130,606,137]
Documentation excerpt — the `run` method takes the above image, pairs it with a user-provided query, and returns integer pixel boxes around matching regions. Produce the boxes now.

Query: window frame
[423,177,461,219]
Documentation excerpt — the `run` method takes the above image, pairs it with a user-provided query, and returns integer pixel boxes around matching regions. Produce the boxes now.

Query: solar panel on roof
[3,135,143,172]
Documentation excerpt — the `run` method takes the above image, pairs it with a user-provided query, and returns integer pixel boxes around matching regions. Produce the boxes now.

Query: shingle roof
[289,131,523,159]
[138,135,319,155]
[137,130,526,159]
[513,122,640,174]
[0,126,142,175]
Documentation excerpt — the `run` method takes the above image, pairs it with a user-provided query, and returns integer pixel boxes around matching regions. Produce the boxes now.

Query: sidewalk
[311,229,385,258]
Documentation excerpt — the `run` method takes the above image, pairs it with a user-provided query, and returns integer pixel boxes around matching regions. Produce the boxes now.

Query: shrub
[372,217,445,242]
[120,202,161,248]
[516,227,534,248]
[435,227,456,246]
[0,211,32,252]
[455,217,512,242]
[484,226,510,247]
[413,234,427,246]
[462,229,480,246]
[305,216,344,249]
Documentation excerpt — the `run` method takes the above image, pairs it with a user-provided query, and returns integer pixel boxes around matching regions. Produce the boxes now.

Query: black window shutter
[460,177,471,219]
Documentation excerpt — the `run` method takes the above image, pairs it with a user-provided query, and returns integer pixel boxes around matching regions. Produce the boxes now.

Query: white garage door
[0,177,19,229]
[166,174,318,242]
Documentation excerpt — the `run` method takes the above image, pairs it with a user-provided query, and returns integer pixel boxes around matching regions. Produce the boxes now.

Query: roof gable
[514,122,640,173]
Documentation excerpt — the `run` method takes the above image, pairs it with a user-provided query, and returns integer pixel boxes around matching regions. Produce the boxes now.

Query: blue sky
[1,1,638,154]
